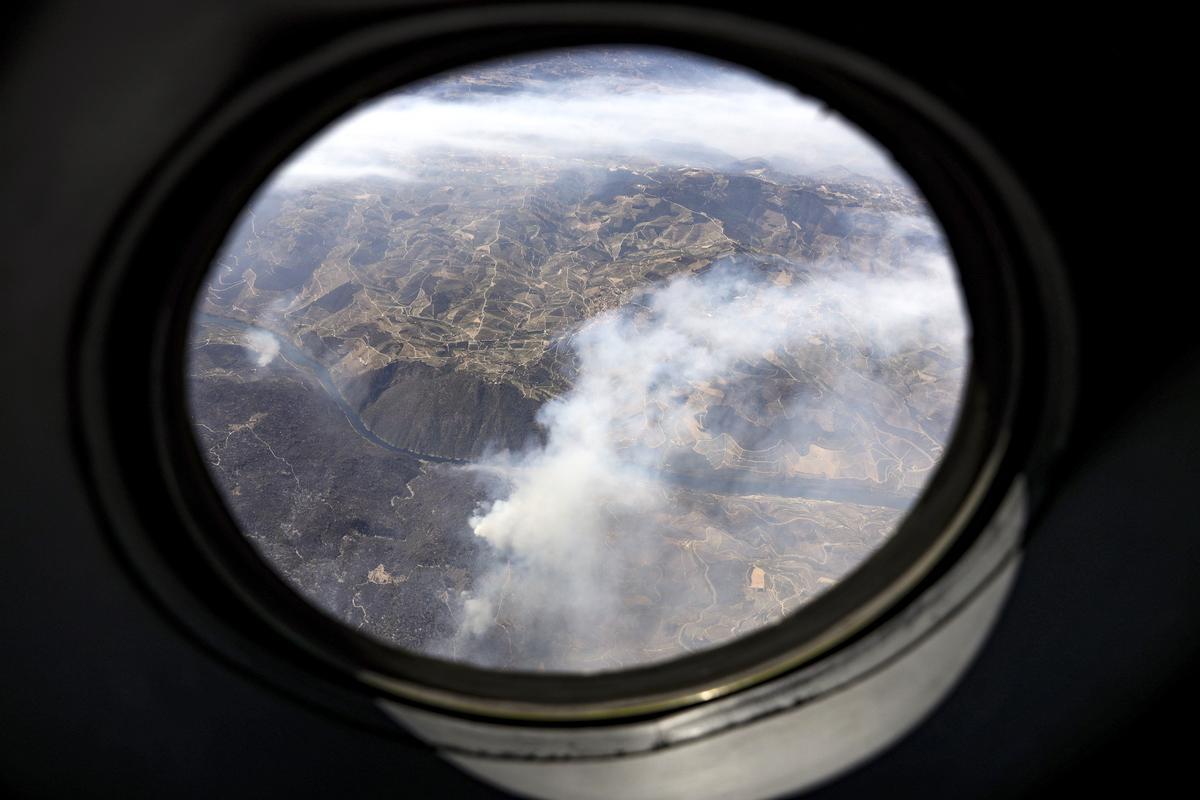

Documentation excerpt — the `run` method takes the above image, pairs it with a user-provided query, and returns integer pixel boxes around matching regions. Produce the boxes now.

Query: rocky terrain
[186,48,968,671]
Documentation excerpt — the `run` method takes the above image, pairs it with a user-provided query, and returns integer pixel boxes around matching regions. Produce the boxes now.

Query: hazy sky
[272,48,907,186]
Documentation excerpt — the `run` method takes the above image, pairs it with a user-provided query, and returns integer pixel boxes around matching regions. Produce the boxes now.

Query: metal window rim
[72,1,1075,730]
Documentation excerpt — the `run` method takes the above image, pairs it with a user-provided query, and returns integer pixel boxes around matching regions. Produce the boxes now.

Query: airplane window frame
[72,1,1072,741]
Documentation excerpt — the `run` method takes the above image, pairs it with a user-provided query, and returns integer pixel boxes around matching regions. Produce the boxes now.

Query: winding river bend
[194,312,917,510]
[196,313,466,465]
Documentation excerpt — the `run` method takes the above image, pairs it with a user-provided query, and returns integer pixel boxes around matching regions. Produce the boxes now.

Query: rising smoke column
[442,246,967,671]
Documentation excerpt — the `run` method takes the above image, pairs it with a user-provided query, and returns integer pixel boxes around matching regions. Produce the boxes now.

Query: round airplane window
[184,45,970,675]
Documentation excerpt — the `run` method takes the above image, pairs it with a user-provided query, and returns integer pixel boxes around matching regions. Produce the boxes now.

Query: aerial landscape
[186,47,969,672]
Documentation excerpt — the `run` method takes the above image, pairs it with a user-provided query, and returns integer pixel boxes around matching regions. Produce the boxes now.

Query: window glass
[186,46,969,672]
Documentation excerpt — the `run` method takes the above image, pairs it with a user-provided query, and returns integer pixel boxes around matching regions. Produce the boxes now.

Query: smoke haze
[243,328,280,366]
[273,49,905,188]
[442,240,966,670]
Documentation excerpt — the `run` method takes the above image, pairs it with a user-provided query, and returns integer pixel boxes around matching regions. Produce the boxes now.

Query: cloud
[271,48,905,187]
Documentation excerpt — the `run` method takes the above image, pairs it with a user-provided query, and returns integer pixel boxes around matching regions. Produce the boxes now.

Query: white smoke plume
[243,328,280,367]
[444,244,967,670]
